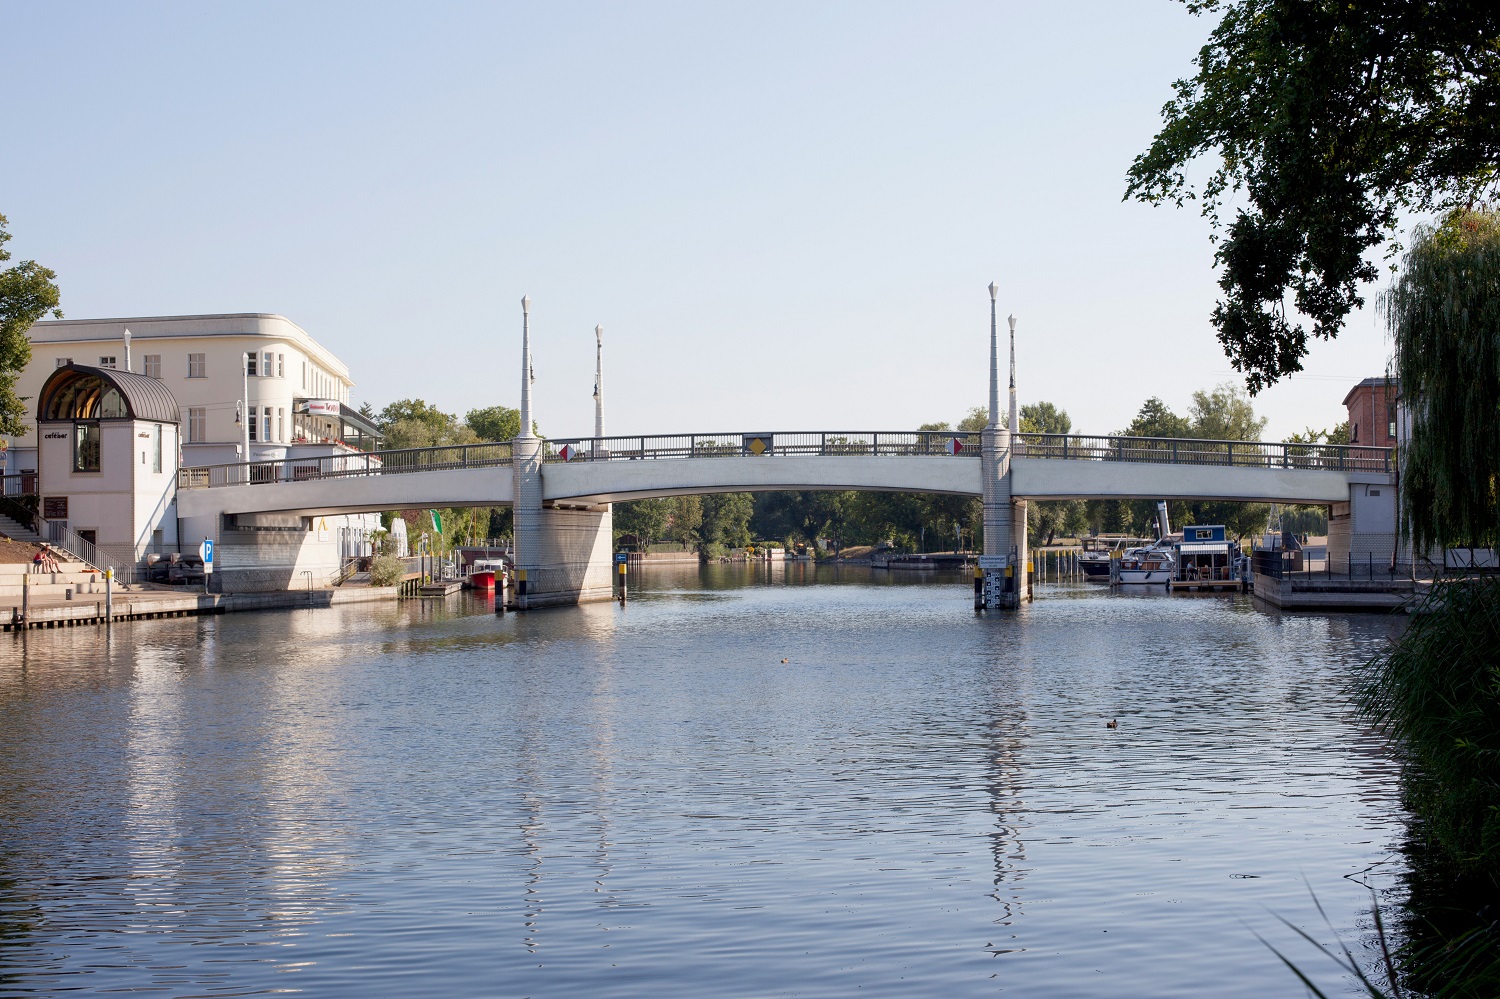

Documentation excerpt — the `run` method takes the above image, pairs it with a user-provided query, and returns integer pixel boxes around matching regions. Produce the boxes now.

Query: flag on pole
[429,510,442,534]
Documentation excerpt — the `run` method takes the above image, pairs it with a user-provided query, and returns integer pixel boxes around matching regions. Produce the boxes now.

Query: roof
[37,364,181,424]
[1342,376,1399,407]
[28,313,353,383]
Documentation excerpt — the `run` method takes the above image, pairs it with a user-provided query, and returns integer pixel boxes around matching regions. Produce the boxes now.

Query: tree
[0,213,62,435]
[1128,2,1500,392]
[1389,210,1500,551]
[1122,397,1191,439]
[698,492,753,556]
[465,405,521,442]
[1020,401,1071,435]
[1187,382,1268,441]
[957,406,988,433]
[614,498,671,547]
[372,398,477,450]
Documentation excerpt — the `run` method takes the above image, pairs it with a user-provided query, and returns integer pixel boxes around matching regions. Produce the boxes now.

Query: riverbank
[3,584,397,631]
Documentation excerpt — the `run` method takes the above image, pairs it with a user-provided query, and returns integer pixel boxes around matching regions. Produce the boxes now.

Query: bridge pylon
[509,297,616,609]
[979,286,1027,609]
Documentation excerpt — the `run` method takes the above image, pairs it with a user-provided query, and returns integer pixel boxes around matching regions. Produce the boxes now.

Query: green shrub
[1358,577,1500,879]
[369,554,406,587]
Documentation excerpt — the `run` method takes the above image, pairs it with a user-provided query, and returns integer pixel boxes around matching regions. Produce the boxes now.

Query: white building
[5,313,380,470]
[34,363,181,568]
[4,314,384,581]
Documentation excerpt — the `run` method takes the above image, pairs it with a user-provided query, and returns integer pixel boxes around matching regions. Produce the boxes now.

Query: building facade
[4,314,383,581]
[4,313,379,472]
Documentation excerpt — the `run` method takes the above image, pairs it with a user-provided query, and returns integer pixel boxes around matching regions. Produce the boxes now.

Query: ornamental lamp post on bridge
[593,324,606,454]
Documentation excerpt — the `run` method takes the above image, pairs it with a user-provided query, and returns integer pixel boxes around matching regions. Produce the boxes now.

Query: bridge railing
[177,442,515,489]
[545,431,985,461]
[172,431,1390,488]
[1014,433,1391,472]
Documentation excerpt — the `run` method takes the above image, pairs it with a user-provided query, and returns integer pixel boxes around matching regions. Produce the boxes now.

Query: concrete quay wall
[4,585,398,632]
[1252,572,1414,612]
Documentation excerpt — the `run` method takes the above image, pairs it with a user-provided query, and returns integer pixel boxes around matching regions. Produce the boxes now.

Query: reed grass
[1356,577,1500,878]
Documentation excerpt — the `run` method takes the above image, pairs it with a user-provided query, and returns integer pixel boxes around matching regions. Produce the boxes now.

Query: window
[263,351,274,377]
[1351,423,1359,443]
[1387,402,1397,440]
[188,353,206,378]
[248,407,257,442]
[152,424,163,473]
[246,352,257,376]
[263,407,272,443]
[74,422,101,472]
[98,355,116,368]
[277,408,285,442]
[187,407,206,443]
[277,353,285,377]
[55,357,73,367]
[143,354,161,379]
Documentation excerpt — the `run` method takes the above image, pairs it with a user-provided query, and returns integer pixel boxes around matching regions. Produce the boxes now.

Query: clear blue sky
[2,1,1395,441]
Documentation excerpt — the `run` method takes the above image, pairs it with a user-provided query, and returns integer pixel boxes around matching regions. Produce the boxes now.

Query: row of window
[178,406,289,444]
[59,351,310,383]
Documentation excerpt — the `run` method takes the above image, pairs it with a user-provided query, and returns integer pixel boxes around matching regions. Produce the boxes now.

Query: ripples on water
[0,565,1408,997]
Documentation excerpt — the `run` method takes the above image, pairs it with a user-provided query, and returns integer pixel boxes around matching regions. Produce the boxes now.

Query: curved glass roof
[37,365,181,423]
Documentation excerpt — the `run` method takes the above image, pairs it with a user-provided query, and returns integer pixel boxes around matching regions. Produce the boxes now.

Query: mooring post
[105,568,113,626]
[21,573,28,624]
[617,560,627,605]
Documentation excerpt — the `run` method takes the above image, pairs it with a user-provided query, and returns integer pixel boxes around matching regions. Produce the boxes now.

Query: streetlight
[241,350,251,472]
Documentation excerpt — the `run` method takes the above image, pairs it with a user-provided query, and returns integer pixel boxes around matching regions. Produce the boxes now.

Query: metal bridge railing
[544,431,985,461]
[1014,433,1391,473]
[177,442,515,489]
[174,431,1391,488]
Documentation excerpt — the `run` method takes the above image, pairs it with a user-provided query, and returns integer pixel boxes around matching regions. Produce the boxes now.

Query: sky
[2,1,1400,442]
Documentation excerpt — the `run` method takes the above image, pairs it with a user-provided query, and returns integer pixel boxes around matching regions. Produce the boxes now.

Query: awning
[1178,542,1230,554]
[295,398,382,441]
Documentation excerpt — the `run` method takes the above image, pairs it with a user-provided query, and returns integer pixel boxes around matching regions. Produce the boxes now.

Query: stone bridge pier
[511,436,614,608]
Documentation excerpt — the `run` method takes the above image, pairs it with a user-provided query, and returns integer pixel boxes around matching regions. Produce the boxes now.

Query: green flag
[429,510,442,534]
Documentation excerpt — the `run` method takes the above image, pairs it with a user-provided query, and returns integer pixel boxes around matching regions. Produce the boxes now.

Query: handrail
[1,473,38,498]
[178,441,515,489]
[175,431,1394,488]
[1013,433,1391,473]
[46,525,142,584]
[544,431,985,461]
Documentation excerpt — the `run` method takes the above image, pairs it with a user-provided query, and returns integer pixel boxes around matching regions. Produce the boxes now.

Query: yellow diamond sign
[743,434,773,456]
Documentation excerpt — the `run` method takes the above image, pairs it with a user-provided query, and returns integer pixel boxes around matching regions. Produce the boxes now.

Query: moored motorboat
[1112,545,1176,585]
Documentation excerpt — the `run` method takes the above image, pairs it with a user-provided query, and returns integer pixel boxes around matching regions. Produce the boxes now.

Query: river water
[1,565,1409,997]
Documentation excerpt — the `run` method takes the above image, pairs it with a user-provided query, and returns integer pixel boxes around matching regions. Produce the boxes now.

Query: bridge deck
[172,432,1391,517]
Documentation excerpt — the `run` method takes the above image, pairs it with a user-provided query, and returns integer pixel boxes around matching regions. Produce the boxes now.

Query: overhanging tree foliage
[0,213,62,435]
[1128,2,1500,392]
[1387,209,1500,551]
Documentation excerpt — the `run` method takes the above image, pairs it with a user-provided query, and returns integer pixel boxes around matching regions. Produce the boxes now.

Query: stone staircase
[0,562,117,601]
[0,512,41,544]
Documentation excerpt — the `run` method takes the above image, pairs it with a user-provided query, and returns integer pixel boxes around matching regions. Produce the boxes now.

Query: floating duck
[1106,719,1118,729]
[781,658,790,663]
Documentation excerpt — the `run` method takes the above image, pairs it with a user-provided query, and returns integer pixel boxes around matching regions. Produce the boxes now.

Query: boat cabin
[1173,525,1244,587]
